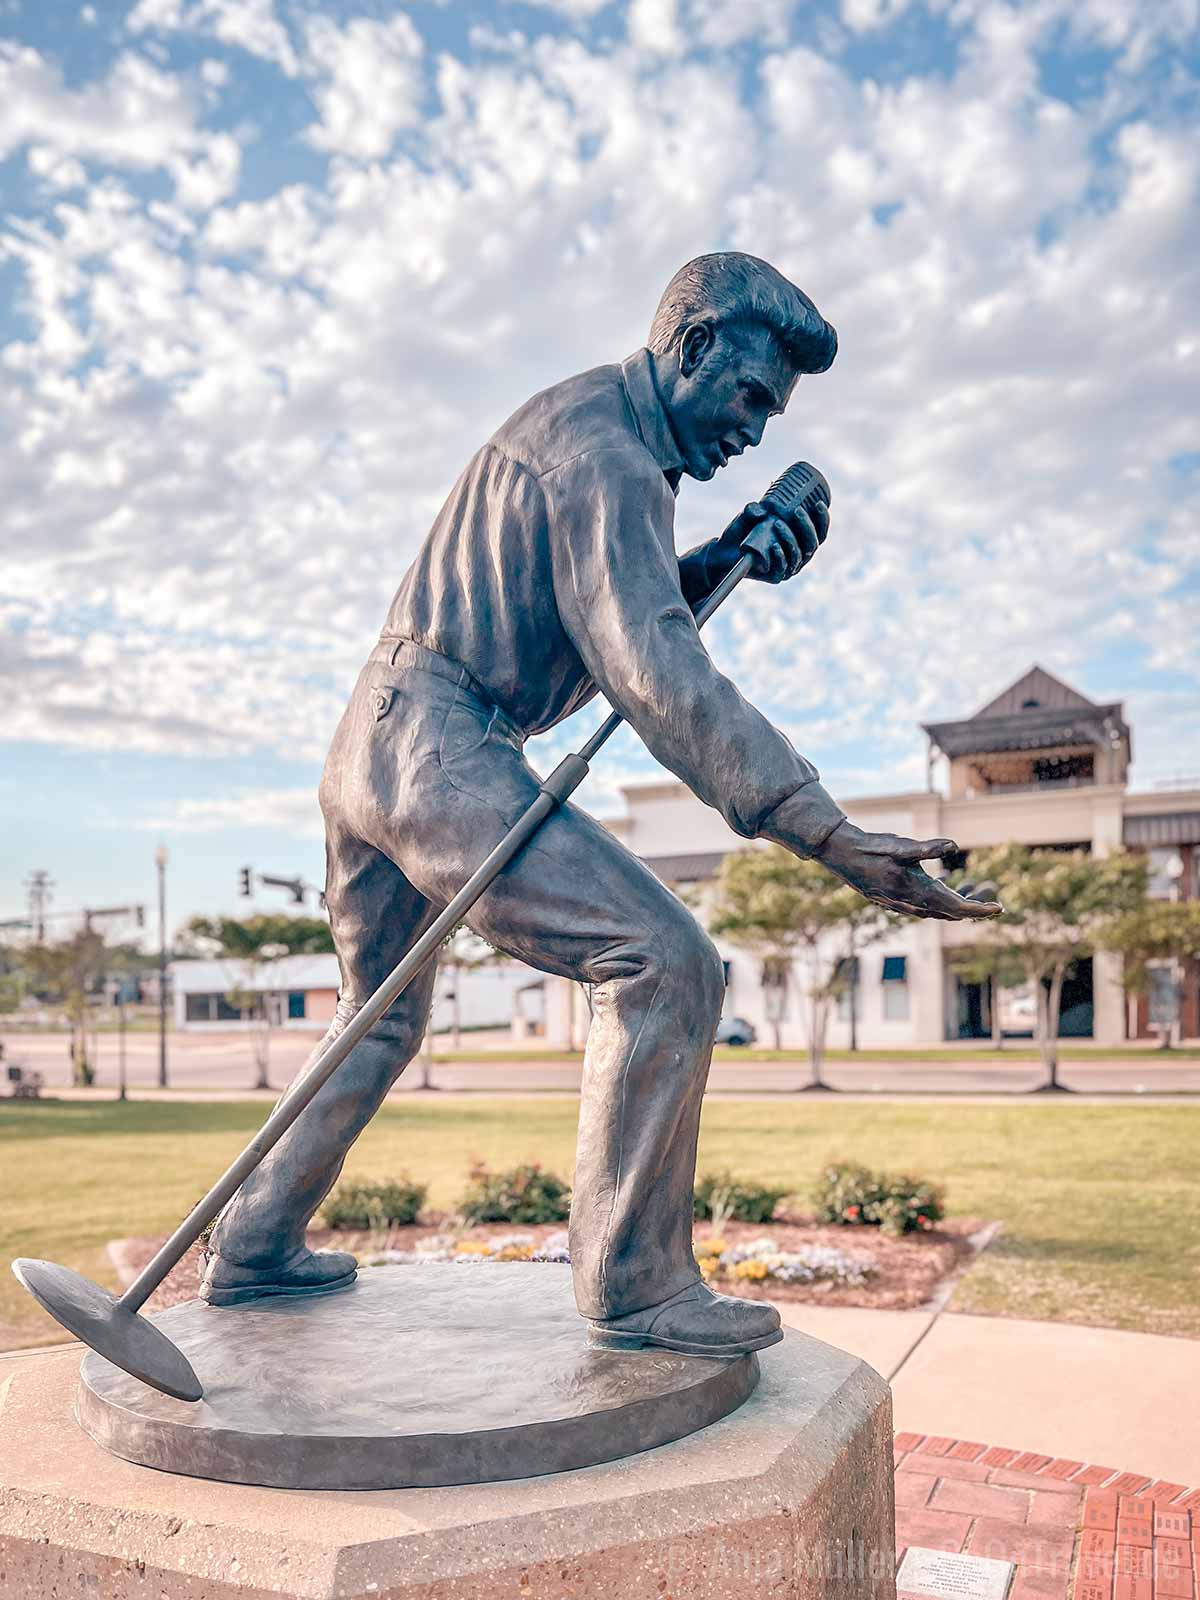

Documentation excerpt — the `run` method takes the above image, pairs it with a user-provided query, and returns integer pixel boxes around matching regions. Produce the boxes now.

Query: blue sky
[1,0,1198,935]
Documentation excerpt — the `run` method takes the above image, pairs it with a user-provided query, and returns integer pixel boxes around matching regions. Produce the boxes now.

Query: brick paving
[895,1433,1198,1600]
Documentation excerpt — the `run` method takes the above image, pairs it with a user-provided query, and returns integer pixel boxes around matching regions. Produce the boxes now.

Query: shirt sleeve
[677,541,717,606]
[539,447,845,846]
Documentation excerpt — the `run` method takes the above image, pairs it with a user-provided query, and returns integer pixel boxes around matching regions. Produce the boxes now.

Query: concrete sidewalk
[780,1303,1200,1485]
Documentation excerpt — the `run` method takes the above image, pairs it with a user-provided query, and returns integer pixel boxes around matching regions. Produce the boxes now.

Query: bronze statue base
[76,1264,759,1489]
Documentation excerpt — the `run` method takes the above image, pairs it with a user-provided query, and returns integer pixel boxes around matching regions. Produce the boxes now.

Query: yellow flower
[456,1240,491,1255]
[695,1238,727,1257]
[696,1256,721,1279]
[734,1259,770,1281]
[496,1244,534,1261]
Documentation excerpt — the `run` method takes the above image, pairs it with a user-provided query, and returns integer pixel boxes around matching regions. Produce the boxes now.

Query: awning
[1124,812,1200,847]
[881,955,908,982]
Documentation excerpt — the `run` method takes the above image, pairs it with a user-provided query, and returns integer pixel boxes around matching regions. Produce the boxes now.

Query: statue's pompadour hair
[647,253,837,374]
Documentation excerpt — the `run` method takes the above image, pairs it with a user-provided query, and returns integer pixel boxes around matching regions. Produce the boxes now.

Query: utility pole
[25,870,53,943]
[155,845,169,1089]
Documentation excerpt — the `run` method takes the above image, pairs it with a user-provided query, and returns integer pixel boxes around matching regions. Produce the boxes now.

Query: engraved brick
[1113,1577,1152,1600]
[1116,1545,1153,1579]
[980,1446,1019,1468]
[1011,1452,1054,1474]
[1077,1527,1116,1581]
[1120,1497,1155,1520]
[1108,1474,1153,1496]
[918,1435,956,1456]
[1083,1495,1119,1532]
[948,1440,988,1461]
[1115,1513,1152,1548]
[1156,1508,1191,1539]
[1075,1466,1119,1487]
[1147,1482,1189,1505]
[1043,1458,1085,1480]
[1073,1582,1110,1600]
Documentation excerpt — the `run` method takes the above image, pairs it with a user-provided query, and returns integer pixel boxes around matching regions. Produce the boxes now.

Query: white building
[542,667,1199,1050]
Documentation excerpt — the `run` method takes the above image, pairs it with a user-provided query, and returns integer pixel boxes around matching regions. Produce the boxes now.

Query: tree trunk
[252,1015,271,1091]
[807,997,826,1089]
[772,1017,782,1051]
[990,979,1004,1049]
[450,962,462,1051]
[1048,963,1067,1087]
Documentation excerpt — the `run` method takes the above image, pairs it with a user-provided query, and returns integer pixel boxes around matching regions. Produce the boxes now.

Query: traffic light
[239,866,253,897]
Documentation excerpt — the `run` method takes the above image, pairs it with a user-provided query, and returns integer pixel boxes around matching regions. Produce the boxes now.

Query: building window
[881,954,909,1021]
[184,993,214,1022]
[287,991,306,1020]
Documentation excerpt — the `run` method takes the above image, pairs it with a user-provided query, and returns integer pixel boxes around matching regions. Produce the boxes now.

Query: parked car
[715,1015,756,1047]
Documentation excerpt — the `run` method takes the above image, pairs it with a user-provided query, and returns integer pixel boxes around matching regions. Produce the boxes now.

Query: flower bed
[114,1213,984,1316]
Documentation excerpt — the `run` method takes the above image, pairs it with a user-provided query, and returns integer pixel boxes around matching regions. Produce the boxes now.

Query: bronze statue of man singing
[202,253,997,1357]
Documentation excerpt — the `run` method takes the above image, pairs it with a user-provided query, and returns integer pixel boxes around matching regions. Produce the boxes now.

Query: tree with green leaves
[707,844,884,1080]
[180,912,333,1088]
[1102,899,1200,1049]
[955,846,1148,1086]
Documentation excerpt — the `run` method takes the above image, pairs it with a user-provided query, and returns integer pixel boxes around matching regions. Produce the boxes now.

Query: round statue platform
[75,1264,760,1490]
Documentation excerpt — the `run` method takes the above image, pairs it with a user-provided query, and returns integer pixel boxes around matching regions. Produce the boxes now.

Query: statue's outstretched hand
[815,822,1003,920]
[715,493,830,583]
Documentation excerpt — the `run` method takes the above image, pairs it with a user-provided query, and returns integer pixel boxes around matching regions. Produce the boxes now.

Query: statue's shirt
[381,347,842,845]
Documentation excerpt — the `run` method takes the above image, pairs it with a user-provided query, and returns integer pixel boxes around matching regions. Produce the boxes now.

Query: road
[4,1030,1199,1098]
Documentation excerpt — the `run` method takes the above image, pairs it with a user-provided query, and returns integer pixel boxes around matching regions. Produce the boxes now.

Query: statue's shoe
[586,1280,782,1357]
[199,1246,358,1307]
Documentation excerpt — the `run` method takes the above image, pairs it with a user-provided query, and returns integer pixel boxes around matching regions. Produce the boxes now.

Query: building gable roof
[971,665,1096,720]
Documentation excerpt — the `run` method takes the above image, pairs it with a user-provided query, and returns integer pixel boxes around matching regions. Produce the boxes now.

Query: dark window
[882,955,907,982]
[287,991,306,1019]
[184,993,214,1022]
[720,961,732,987]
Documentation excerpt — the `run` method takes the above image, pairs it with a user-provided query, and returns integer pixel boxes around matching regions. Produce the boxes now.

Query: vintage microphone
[12,461,832,1403]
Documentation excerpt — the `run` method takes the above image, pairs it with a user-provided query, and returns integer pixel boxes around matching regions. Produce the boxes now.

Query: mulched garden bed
[110,1212,988,1316]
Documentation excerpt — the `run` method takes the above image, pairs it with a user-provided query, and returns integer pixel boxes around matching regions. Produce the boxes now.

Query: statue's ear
[679,320,715,377]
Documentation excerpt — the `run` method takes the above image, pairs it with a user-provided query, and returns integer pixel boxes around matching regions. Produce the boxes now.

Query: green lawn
[2,1097,1196,1352]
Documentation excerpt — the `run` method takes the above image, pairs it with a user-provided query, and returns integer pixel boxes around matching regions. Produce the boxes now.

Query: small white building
[171,953,543,1037]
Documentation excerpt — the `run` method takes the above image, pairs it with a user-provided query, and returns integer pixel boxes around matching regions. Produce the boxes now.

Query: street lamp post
[155,845,169,1089]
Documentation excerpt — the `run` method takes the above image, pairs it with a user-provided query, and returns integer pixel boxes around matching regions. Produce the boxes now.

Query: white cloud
[143,787,325,836]
[301,13,425,160]
[628,0,682,54]
[127,0,299,75]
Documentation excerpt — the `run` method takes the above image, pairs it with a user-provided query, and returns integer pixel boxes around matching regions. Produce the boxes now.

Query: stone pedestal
[0,1319,896,1599]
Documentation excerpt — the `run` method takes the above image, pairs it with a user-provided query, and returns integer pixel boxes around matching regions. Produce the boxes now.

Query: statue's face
[669,320,799,482]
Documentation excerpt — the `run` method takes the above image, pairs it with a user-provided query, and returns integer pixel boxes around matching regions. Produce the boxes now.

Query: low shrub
[458,1161,571,1226]
[693,1171,790,1225]
[323,1177,428,1230]
[812,1162,944,1236]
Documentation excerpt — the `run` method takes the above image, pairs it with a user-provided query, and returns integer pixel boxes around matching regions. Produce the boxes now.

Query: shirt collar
[620,347,686,489]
